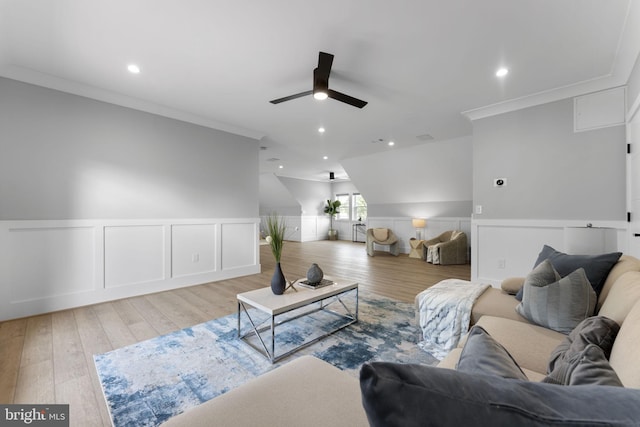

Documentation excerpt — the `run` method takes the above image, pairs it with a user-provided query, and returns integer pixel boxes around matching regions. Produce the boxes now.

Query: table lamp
[412,218,426,240]
[564,225,617,255]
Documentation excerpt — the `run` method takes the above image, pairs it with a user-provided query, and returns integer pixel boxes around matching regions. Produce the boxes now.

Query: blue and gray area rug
[94,290,437,427]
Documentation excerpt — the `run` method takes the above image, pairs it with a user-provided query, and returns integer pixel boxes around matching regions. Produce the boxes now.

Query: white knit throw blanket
[417,279,490,360]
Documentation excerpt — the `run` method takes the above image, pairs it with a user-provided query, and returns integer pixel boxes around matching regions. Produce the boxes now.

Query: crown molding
[0,65,265,140]
[463,0,640,122]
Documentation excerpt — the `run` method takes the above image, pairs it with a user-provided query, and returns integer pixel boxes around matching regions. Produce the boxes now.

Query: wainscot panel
[0,218,260,322]
[171,224,217,278]
[8,226,96,302]
[471,219,628,287]
[105,225,166,288]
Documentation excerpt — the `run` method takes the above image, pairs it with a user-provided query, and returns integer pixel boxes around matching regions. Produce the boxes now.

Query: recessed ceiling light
[496,67,509,77]
[127,64,141,74]
[323,156,328,160]
[278,165,284,169]
[318,127,325,133]
[388,141,395,146]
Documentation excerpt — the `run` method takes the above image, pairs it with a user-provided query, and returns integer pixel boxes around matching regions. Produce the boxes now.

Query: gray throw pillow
[516,245,622,300]
[456,325,527,380]
[522,258,560,288]
[359,362,640,427]
[547,316,620,374]
[543,344,623,386]
[516,266,597,334]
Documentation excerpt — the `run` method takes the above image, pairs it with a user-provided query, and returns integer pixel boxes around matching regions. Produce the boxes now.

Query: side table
[409,239,425,259]
[352,223,366,243]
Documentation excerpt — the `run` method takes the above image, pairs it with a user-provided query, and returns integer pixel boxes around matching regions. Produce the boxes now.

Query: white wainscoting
[0,218,260,321]
[260,215,330,242]
[366,217,471,254]
[471,219,628,287]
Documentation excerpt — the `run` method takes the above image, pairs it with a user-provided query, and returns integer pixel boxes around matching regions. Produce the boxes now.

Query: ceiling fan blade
[316,52,334,81]
[269,90,313,104]
[328,89,368,108]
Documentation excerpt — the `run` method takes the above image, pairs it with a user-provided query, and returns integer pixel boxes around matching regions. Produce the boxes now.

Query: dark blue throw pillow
[515,245,621,301]
[360,361,640,427]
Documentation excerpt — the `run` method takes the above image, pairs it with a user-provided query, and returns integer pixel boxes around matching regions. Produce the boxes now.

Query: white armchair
[366,228,400,257]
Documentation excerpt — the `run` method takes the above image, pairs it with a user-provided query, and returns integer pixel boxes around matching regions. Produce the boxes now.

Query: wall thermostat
[494,178,507,187]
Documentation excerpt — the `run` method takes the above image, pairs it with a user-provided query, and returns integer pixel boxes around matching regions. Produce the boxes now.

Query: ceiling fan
[270,51,368,109]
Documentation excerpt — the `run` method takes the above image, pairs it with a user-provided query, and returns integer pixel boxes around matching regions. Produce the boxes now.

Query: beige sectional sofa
[439,254,640,385]
[162,255,640,426]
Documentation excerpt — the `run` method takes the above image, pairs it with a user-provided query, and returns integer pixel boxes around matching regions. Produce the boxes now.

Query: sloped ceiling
[343,136,472,205]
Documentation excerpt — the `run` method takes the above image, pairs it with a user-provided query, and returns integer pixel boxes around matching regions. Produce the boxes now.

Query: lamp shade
[564,227,617,255]
[412,218,426,228]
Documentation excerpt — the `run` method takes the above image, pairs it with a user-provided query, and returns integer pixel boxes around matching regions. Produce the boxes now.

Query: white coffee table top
[237,277,358,315]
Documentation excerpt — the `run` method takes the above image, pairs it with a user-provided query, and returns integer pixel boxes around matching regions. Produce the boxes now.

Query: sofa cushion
[598,255,640,310]
[473,316,566,374]
[516,265,597,334]
[372,228,388,241]
[599,271,640,325]
[609,300,640,388]
[543,344,623,386]
[359,361,640,427]
[456,326,528,380]
[516,245,622,300]
[438,348,546,382]
[437,348,462,370]
[547,315,619,374]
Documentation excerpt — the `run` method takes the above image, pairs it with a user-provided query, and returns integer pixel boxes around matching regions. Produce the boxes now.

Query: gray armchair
[366,228,400,257]
[423,230,467,265]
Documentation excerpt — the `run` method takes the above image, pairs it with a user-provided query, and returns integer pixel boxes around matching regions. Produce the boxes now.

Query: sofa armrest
[423,237,442,247]
[161,356,368,427]
[501,277,525,295]
[471,287,529,325]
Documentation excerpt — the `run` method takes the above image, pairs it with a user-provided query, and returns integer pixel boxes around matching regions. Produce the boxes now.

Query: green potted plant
[265,213,287,294]
[324,199,341,240]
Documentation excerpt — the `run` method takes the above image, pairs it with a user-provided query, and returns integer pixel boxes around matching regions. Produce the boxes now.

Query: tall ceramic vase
[271,262,286,295]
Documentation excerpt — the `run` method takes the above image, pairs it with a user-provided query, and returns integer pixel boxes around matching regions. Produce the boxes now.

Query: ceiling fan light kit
[270,52,367,108]
[313,91,328,100]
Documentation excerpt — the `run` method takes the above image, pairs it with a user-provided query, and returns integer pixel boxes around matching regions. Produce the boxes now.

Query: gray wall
[472,97,626,220]
[278,177,332,216]
[258,173,300,216]
[369,201,472,218]
[342,136,473,218]
[0,77,259,220]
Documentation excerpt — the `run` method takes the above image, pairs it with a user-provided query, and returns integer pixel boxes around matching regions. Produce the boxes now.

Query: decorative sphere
[306,263,324,284]
[265,236,272,243]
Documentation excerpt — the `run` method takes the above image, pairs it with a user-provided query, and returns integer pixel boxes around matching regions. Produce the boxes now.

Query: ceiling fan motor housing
[313,68,329,98]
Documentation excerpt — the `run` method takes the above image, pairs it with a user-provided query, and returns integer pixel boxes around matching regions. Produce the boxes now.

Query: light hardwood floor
[0,240,470,426]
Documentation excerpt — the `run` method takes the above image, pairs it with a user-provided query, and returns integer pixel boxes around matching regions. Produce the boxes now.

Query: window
[335,194,350,220]
[352,193,367,221]
[333,193,367,221]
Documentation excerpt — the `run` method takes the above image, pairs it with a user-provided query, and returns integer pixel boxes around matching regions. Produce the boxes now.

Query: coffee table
[237,278,358,363]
